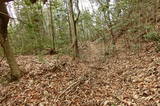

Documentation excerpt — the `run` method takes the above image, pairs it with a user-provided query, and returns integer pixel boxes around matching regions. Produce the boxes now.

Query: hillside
[0,41,159,106]
[0,0,160,105]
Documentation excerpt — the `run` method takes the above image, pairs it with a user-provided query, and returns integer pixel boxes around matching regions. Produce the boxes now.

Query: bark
[80,20,86,40]
[49,0,56,52]
[0,3,21,80]
[0,35,21,80]
[0,0,47,3]
[68,15,72,43]
[68,0,79,58]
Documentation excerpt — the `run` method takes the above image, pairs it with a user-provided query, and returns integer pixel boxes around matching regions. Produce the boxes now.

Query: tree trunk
[0,3,21,80]
[0,35,21,80]
[68,15,72,43]
[68,0,79,58]
[49,0,56,52]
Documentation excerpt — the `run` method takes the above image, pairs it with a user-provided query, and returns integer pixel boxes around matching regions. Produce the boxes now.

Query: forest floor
[0,41,160,106]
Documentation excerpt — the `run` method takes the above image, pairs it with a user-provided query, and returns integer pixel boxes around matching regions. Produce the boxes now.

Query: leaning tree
[0,0,47,81]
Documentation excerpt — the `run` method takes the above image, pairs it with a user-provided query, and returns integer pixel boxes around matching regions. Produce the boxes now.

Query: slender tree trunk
[49,0,56,51]
[68,15,72,43]
[154,0,158,23]
[66,1,72,43]
[105,1,116,52]
[68,0,79,58]
[0,3,21,80]
[80,20,86,40]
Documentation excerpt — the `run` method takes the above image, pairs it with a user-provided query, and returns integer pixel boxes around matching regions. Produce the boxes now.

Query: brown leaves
[0,42,160,105]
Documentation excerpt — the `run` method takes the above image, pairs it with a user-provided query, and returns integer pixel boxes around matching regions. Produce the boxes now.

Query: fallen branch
[0,93,10,104]
[54,73,89,102]
[0,56,5,63]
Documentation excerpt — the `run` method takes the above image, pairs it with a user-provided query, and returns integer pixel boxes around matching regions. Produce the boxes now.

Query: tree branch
[74,0,80,22]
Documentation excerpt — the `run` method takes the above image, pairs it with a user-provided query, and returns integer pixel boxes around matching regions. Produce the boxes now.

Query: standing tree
[49,0,56,53]
[68,0,80,58]
[0,1,21,80]
[0,0,47,81]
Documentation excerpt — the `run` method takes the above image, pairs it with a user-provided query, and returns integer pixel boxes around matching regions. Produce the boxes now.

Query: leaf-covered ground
[0,42,160,106]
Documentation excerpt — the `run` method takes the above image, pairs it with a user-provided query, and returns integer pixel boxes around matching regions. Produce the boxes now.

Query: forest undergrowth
[0,41,160,106]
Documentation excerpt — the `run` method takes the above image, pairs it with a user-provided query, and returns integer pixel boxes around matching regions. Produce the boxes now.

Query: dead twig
[0,56,4,63]
[54,73,89,102]
[0,93,10,104]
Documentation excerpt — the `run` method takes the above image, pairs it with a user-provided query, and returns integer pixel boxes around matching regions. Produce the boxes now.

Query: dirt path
[81,41,104,63]
[88,42,101,62]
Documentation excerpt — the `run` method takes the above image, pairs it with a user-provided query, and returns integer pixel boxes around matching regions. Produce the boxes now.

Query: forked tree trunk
[0,3,21,80]
[68,0,79,58]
